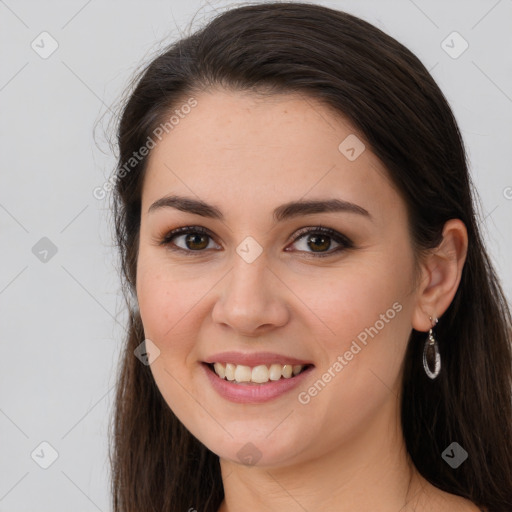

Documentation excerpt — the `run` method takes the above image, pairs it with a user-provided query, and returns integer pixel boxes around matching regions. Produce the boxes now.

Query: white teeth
[225,363,236,381]
[213,362,225,379]
[269,364,282,381]
[282,364,293,378]
[251,365,269,383]
[292,364,303,376]
[234,365,251,382]
[211,362,307,384]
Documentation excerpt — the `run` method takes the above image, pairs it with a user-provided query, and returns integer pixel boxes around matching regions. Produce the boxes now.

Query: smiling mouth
[204,362,314,385]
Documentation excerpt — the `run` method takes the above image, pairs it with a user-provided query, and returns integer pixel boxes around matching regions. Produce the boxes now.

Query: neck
[217,394,432,511]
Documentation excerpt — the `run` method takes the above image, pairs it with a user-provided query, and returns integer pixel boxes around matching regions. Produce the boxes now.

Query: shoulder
[433,493,485,512]
[415,483,485,512]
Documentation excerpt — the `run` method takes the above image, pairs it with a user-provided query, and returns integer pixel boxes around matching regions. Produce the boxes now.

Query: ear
[412,219,468,332]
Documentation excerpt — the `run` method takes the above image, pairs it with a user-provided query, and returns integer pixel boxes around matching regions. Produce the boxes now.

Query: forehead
[141,89,401,224]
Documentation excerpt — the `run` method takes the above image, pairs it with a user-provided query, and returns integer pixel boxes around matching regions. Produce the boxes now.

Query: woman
[108,3,512,511]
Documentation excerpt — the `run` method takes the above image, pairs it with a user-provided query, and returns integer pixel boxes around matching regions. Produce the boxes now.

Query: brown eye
[183,233,209,250]
[306,233,332,252]
[287,226,353,257]
[160,226,221,254]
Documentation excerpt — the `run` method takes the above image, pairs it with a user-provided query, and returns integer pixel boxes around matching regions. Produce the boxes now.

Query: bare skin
[135,88,478,511]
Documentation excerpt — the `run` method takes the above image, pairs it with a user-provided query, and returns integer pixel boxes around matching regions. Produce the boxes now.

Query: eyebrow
[147,195,371,222]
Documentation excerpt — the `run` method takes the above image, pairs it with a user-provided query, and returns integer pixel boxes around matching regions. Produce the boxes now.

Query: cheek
[135,254,221,383]
[136,261,207,423]
[136,258,196,355]
[295,256,412,349]
[290,250,415,418]
[137,267,172,340]
[287,267,412,453]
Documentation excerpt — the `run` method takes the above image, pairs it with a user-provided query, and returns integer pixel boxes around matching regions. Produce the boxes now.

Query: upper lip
[203,351,314,367]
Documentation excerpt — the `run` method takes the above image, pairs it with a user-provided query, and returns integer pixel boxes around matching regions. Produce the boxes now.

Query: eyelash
[158,225,354,258]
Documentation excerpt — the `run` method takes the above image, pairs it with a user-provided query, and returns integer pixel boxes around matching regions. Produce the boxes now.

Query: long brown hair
[108,3,512,511]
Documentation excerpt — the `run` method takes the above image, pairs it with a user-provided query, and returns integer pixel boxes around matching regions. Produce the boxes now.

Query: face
[136,88,420,467]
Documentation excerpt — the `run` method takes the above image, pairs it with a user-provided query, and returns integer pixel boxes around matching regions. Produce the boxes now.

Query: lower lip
[201,363,314,404]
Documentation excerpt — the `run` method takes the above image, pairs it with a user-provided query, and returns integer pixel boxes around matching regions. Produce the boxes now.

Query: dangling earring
[423,316,441,379]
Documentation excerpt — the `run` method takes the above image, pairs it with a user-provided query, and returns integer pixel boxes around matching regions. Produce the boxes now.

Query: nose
[211,253,290,336]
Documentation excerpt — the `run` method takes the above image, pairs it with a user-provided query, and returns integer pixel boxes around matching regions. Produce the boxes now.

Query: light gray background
[1,0,511,510]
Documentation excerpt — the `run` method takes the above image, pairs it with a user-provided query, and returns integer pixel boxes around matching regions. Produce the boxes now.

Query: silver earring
[423,316,440,379]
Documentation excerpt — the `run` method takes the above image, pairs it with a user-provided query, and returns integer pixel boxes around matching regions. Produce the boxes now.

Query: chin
[195,427,310,469]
